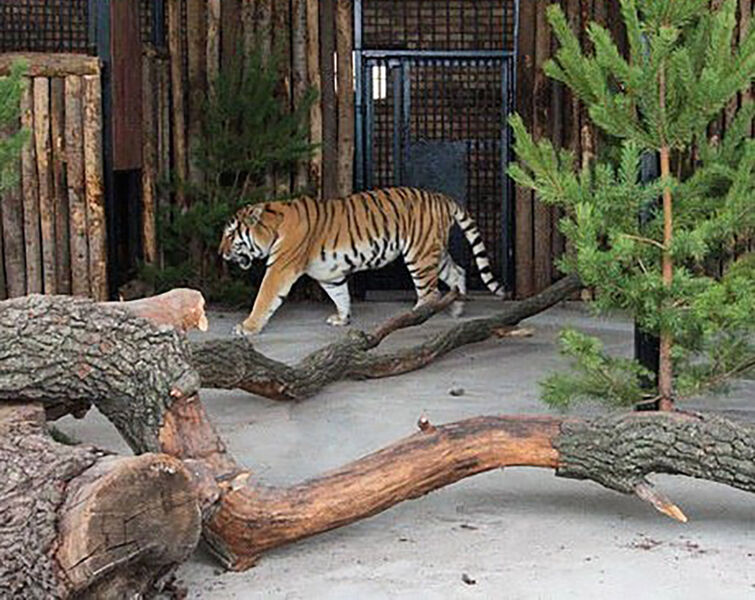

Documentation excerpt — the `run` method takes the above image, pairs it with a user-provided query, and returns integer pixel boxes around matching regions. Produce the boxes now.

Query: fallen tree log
[191,273,582,400]
[0,402,200,599]
[3,285,755,581]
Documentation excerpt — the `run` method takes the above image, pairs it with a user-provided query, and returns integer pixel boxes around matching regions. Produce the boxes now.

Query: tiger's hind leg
[405,246,442,311]
[319,279,351,326]
[438,253,467,317]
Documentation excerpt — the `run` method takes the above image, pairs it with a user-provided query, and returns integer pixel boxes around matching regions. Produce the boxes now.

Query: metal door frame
[353,0,520,291]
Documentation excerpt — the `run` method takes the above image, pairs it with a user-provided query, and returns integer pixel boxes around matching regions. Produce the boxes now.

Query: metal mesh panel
[363,58,507,288]
[0,0,91,53]
[361,0,516,51]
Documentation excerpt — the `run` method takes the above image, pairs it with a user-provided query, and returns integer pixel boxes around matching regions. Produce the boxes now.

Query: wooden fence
[0,53,107,301]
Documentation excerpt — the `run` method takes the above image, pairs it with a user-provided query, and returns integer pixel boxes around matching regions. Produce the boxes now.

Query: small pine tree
[147,45,317,303]
[0,62,28,191]
[509,0,755,410]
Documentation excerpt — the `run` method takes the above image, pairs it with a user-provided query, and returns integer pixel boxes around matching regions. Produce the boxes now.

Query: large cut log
[2,287,755,576]
[192,274,582,401]
[0,402,200,599]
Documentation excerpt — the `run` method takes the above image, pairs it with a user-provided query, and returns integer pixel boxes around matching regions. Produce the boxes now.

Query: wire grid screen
[365,58,505,286]
[368,61,396,189]
[361,0,516,51]
[140,0,154,44]
[0,0,90,53]
[409,59,504,284]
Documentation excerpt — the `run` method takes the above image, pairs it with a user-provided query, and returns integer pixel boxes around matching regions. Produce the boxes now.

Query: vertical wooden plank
[50,77,71,294]
[0,204,5,299]
[307,0,322,196]
[21,82,42,294]
[168,0,187,206]
[258,0,273,58]
[65,76,89,296]
[514,0,536,298]
[142,53,158,265]
[241,0,256,60]
[110,0,143,170]
[336,0,354,198]
[292,0,310,191]
[550,35,566,282]
[1,118,26,297]
[157,57,171,268]
[319,0,338,199]
[206,0,221,96]
[186,0,206,185]
[83,75,108,301]
[533,0,553,293]
[33,77,56,294]
[273,0,293,196]
[221,0,241,72]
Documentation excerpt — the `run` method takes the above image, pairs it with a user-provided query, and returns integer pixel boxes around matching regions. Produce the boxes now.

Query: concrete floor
[57,296,755,599]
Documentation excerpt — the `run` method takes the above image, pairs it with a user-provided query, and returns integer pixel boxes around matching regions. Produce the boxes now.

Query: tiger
[219,187,505,335]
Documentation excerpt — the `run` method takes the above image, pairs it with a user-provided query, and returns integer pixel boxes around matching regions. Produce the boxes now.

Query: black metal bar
[401,60,411,184]
[391,64,402,186]
[153,0,166,47]
[360,49,516,59]
[365,61,374,189]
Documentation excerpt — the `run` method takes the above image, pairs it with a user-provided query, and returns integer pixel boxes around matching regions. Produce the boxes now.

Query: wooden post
[206,0,221,97]
[186,0,206,186]
[258,0,273,58]
[319,0,338,199]
[514,0,536,298]
[0,203,5,299]
[336,0,354,198]
[64,76,89,296]
[157,57,171,268]
[168,0,187,208]
[220,0,241,73]
[33,77,57,294]
[83,75,108,301]
[50,78,71,294]
[0,124,26,297]
[292,0,310,191]
[273,0,293,196]
[20,82,42,294]
[532,0,553,293]
[306,0,322,196]
[241,0,256,62]
[142,53,158,265]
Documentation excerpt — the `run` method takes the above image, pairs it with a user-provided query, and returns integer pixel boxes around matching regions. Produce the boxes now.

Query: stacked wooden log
[0,53,107,300]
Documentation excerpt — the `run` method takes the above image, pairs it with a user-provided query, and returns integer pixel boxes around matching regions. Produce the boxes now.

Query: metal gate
[354,0,519,291]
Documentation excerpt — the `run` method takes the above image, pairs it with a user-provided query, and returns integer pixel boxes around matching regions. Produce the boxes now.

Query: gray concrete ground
[57,296,755,599]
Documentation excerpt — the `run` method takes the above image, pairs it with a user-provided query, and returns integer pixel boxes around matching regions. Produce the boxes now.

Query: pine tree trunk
[658,67,674,411]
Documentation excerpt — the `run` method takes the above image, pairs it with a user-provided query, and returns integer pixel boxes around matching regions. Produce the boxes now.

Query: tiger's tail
[451,203,506,297]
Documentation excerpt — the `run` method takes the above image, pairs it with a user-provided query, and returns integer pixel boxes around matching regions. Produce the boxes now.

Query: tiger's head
[218,204,279,270]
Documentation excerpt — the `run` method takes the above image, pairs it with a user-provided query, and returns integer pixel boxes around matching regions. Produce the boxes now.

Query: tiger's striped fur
[219,187,505,335]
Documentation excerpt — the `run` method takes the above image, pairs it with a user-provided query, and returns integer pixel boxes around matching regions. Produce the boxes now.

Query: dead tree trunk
[3,286,755,578]
[0,402,200,599]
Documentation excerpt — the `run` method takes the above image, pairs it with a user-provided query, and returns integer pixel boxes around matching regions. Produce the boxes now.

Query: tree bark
[3,285,755,579]
[0,402,200,599]
[192,274,581,401]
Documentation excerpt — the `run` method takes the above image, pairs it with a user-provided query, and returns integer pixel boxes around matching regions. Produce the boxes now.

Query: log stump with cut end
[0,402,200,599]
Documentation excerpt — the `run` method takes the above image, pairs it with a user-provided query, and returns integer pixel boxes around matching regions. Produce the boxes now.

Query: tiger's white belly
[305,241,402,283]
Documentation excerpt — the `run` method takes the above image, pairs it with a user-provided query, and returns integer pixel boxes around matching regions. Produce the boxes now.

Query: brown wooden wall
[0,53,108,300]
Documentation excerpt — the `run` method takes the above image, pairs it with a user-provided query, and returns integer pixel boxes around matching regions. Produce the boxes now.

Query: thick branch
[201,410,755,570]
[192,274,581,400]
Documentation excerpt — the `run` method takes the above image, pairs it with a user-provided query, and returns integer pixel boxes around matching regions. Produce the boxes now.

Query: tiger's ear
[241,204,265,226]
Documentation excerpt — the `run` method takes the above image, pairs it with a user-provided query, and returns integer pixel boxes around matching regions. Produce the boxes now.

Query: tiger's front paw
[233,322,261,337]
[449,300,465,318]
[326,313,350,327]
